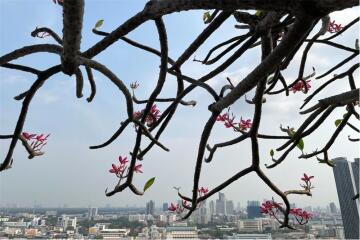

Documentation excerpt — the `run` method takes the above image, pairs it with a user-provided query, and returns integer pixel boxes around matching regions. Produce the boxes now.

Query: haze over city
[0,0,359,210]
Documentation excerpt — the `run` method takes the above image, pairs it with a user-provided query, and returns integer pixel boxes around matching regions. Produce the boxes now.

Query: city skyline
[0,1,359,210]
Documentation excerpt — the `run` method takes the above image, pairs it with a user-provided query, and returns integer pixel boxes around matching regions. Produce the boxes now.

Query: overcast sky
[0,1,359,209]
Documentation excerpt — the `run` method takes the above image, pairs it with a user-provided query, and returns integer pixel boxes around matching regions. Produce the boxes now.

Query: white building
[238,219,263,232]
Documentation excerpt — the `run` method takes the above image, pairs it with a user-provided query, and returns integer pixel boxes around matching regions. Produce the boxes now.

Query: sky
[0,1,359,209]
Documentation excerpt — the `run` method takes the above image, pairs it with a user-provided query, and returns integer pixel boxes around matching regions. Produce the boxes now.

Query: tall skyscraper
[209,200,215,216]
[247,201,262,219]
[329,202,337,214]
[88,207,98,220]
[332,157,359,239]
[226,200,234,215]
[216,192,226,215]
[146,200,155,215]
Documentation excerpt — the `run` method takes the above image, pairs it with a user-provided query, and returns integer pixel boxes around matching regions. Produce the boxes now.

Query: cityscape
[0,157,358,239]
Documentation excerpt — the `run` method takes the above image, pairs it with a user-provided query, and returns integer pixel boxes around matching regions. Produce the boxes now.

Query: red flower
[301,173,314,183]
[239,118,252,131]
[168,203,178,211]
[290,80,311,93]
[327,20,343,33]
[22,132,36,141]
[134,164,143,173]
[290,208,313,220]
[118,156,128,165]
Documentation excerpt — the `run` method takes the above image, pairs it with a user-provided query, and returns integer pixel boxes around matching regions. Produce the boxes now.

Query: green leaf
[203,12,211,23]
[270,149,274,157]
[255,10,262,17]
[94,19,104,29]
[143,177,155,192]
[297,139,304,151]
[335,119,342,127]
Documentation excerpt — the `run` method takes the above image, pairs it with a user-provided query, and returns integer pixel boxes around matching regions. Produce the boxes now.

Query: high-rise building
[146,200,155,215]
[329,202,337,214]
[332,157,359,239]
[216,192,226,215]
[194,201,209,224]
[209,200,215,216]
[88,207,98,220]
[247,201,262,219]
[162,203,169,212]
[226,200,235,215]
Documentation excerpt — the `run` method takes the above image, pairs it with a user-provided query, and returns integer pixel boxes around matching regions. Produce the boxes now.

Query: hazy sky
[0,1,359,209]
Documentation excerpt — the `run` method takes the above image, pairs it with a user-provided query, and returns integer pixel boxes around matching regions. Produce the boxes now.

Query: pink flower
[290,208,313,221]
[133,111,142,120]
[22,132,36,141]
[301,173,314,183]
[168,203,178,211]
[239,118,252,130]
[290,80,311,93]
[134,164,143,173]
[182,200,190,208]
[327,20,343,33]
[198,187,209,195]
[216,113,229,122]
[118,156,128,165]
[109,164,121,175]
[35,134,49,142]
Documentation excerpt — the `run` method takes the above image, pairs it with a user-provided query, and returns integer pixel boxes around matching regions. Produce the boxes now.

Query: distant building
[146,200,155,215]
[216,192,226,215]
[88,207,98,220]
[162,202,168,212]
[226,200,234,215]
[329,202,337,214]
[57,215,77,231]
[166,226,198,239]
[209,200,215,216]
[227,233,272,239]
[194,201,209,224]
[247,201,262,219]
[238,219,263,232]
[332,157,359,239]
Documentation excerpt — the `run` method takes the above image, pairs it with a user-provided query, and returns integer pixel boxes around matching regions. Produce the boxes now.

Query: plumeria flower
[35,134,49,142]
[290,80,311,93]
[239,118,252,131]
[109,164,122,175]
[301,173,314,183]
[327,20,343,33]
[216,113,229,122]
[182,200,190,208]
[198,187,209,195]
[133,111,142,120]
[118,156,128,165]
[168,203,178,211]
[22,132,36,141]
[134,164,143,173]
[130,82,139,89]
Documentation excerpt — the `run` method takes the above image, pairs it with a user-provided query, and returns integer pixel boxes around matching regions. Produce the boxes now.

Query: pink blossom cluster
[168,187,209,213]
[109,156,143,179]
[289,80,311,93]
[133,105,161,126]
[216,112,252,131]
[22,132,49,152]
[327,20,343,33]
[260,200,313,225]
[300,173,314,191]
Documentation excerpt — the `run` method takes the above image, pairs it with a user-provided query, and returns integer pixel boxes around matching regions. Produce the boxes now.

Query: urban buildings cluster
[0,157,358,239]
